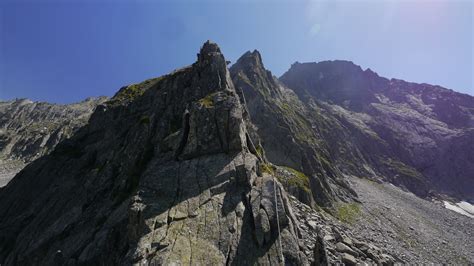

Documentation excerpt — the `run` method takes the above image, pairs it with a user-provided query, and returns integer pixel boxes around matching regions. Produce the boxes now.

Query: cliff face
[0,97,107,186]
[0,42,307,265]
[280,61,474,201]
[230,51,357,207]
[1,42,472,265]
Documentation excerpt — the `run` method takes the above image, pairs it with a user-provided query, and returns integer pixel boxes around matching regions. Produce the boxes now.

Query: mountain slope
[0,97,107,186]
[230,51,357,207]
[280,61,474,201]
[0,42,308,265]
[348,176,473,264]
[1,42,471,265]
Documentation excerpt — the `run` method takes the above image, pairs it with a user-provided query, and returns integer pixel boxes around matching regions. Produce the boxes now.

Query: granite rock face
[230,51,357,207]
[0,97,107,186]
[0,42,307,265]
[280,61,474,201]
[1,42,472,265]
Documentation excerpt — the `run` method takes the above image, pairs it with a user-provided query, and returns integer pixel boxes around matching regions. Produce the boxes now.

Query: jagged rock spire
[192,40,234,96]
[236,50,264,70]
[198,40,222,58]
[0,42,306,265]
[231,49,283,99]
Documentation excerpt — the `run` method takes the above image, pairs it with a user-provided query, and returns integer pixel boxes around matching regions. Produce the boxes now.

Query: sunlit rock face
[0,41,472,265]
[280,61,474,201]
[0,41,308,265]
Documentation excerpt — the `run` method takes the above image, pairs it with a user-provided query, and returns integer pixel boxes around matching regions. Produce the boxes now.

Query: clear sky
[0,0,472,103]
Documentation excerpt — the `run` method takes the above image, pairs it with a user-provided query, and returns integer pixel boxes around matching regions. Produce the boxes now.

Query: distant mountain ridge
[0,97,107,186]
[280,60,474,201]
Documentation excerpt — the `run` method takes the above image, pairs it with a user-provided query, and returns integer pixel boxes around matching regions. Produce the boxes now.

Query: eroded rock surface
[230,51,357,207]
[0,41,306,265]
[1,42,472,266]
[0,97,107,186]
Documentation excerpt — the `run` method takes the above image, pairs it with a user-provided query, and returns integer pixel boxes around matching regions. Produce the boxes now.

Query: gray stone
[342,236,353,246]
[336,242,358,257]
[307,220,318,230]
[341,253,357,265]
[0,41,306,265]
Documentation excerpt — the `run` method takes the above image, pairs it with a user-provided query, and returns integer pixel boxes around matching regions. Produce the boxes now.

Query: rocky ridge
[230,51,473,264]
[280,61,474,201]
[230,51,357,208]
[0,41,332,265]
[0,41,471,265]
[0,97,107,186]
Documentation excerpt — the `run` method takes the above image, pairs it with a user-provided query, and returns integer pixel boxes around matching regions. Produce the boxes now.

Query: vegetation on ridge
[107,76,163,106]
[198,93,215,108]
[261,163,275,175]
[281,166,311,193]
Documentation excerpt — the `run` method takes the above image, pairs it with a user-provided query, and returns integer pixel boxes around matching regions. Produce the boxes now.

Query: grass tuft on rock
[255,144,264,157]
[108,76,162,106]
[281,166,311,192]
[261,163,275,175]
[198,94,215,108]
[335,203,361,224]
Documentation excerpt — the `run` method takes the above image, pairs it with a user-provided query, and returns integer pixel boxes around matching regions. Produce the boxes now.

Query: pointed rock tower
[0,41,308,265]
[230,50,357,207]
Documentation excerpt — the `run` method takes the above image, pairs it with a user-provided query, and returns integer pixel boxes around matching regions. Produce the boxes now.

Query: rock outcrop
[230,51,356,207]
[0,41,306,265]
[1,41,472,265]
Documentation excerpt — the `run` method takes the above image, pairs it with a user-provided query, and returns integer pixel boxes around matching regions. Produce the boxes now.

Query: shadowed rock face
[0,41,307,265]
[230,51,357,207]
[280,61,474,201]
[0,97,107,186]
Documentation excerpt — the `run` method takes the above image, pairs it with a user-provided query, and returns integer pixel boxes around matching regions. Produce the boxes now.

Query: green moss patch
[113,85,145,103]
[335,203,361,224]
[281,166,311,192]
[261,163,275,175]
[255,144,264,157]
[198,93,215,108]
[108,76,162,106]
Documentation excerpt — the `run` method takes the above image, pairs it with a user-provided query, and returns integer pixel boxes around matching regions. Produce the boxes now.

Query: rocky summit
[0,41,472,265]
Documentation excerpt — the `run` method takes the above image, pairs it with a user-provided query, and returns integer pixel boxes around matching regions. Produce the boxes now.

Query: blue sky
[0,0,472,103]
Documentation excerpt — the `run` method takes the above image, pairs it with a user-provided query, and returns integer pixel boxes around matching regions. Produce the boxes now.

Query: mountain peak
[197,40,223,61]
[235,49,264,70]
[2,41,473,265]
[0,42,312,265]
[286,60,363,73]
[230,50,285,99]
